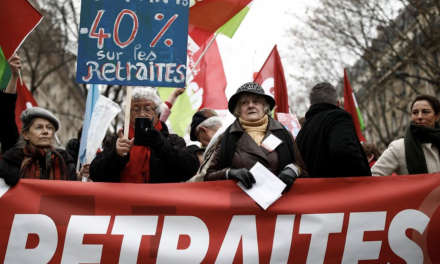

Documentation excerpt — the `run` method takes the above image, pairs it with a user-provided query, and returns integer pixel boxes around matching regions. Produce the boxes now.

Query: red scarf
[20,144,69,180]
[120,121,162,183]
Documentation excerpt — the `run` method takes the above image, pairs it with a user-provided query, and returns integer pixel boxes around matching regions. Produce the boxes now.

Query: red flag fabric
[343,69,366,142]
[253,45,289,116]
[189,0,252,47]
[15,81,38,129]
[188,37,228,110]
[0,0,43,60]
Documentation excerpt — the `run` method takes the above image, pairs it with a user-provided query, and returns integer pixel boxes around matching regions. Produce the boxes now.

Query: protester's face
[239,94,265,122]
[23,118,54,148]
[412,100,439,128]
[196,127,213,147]
[130,99,159,128]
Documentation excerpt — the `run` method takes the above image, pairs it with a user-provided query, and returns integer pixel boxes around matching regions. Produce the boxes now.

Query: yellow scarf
[239,115,268,145]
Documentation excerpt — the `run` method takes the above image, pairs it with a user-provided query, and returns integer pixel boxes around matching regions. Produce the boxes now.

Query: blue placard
[76,0,189,88]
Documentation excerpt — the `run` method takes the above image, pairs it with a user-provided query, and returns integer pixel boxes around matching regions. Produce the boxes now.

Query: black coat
[0,92,19,156]
[65,138,80,166]
[296,103,371,178]
[90,122,200,183]
[0,147,77,184]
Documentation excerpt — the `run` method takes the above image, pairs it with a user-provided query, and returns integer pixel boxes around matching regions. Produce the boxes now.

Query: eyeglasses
[131,106,156,115]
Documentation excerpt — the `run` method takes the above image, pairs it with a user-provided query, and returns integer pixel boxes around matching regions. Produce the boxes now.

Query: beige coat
[372,138,440,176]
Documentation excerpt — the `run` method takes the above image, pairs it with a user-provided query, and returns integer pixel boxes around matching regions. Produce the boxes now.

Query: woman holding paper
[0,107,76,185]
[204,82,308,191]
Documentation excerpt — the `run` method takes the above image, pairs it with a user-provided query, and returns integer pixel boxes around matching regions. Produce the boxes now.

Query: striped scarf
[20,144,69,180]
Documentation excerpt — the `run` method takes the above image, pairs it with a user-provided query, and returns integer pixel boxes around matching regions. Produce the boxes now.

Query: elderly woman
[90,87,199,183]
[205,82,308,191]
[372,94,440,176]
[0,107,76,185]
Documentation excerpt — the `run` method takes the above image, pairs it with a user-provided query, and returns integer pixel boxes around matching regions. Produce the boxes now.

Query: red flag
[189,0,252,47]
[15,81,38,129]
[253,45,289,116]
[0,0,43,59]
[188,37,228,110]
[343,69,366,142]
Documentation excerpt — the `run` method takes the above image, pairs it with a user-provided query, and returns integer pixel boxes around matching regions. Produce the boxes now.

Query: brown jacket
[205,117,307,181]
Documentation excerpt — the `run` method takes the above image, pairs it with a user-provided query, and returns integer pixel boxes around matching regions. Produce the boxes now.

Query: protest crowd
[0,0,438,187]
[1,1,440,262]
[2,54,440,186]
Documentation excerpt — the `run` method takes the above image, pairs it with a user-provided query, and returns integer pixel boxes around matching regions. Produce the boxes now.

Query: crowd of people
[1,56,440,188]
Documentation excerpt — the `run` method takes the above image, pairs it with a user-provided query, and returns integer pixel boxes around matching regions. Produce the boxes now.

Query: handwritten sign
[76,0,189,87]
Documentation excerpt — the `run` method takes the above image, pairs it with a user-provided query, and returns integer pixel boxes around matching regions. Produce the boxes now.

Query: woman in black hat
[204,82,308,191]
[0,107,76,185]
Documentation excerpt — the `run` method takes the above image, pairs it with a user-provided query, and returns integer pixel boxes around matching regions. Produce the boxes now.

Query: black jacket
[66,138,80,165]
[296,103,371,178]
[90,122,199,183]
[0,147,77,184]
[0,92,19,156]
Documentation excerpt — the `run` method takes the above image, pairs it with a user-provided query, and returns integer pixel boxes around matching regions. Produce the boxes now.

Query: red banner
[1,174,440,263]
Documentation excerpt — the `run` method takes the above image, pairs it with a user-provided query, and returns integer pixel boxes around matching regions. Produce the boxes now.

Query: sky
[216,0,314,101]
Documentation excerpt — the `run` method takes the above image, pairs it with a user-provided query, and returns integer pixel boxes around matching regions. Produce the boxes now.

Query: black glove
[0,171,20,186]
[134,128,165,150]
[228,168,256,189]
[278,167,298,193]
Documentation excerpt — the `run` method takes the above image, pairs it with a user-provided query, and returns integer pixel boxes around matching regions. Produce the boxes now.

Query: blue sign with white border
[76,0,189,87]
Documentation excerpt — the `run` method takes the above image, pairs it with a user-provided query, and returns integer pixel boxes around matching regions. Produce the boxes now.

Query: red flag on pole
[0,0,43,60]
[188,37,228,110]
[15,81,38,129]
[253,45,289,116]
[188,0,252,47]
[343,69,366,142]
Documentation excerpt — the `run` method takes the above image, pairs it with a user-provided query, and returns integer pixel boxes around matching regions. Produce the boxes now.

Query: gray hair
[196,116,222,135]
[233,93,271,118]
[123,87,163,115]
[309,82,340,106]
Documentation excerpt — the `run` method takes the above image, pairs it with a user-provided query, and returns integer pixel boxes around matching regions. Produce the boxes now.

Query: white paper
[261,134,282,152]
[238,162,286,210]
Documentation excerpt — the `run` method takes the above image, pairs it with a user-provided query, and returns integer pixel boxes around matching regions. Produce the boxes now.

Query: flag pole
[185,33,219,85]
[123,86,133,140]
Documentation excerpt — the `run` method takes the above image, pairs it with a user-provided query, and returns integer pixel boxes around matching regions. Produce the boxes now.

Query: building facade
[347,1,440,148]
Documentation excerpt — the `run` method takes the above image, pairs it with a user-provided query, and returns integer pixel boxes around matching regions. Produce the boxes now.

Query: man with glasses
[90,87,200,183]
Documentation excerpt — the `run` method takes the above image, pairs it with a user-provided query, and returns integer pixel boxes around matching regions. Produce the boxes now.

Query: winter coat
[205,117,307,181]
[0,146,77,184]
[187,126,226,182]
[0,92,19,156]
[65,138,80,166]
[372,138,440,176]
[89,121,199,183]
[296,103,371,178]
